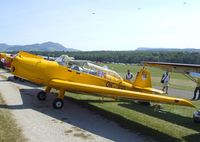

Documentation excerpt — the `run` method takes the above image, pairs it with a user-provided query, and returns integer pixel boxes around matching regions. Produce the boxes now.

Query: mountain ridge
[136,47,200,52]
[0,42,79,52]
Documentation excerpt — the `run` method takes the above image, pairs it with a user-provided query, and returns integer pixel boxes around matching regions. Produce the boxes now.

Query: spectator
[126,69,133,81]
[192,78,200,100]
[161,71,170,94]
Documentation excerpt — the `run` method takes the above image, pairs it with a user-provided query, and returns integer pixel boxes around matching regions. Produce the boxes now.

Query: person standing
[126,69,133,81]
[192,78,200,100]
[161,71,170,94]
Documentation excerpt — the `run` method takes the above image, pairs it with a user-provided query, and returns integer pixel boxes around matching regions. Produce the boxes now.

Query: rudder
[133,68,152,88]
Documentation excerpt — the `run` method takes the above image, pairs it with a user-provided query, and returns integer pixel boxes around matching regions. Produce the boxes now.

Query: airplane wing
[143,61,200,82]
[143,61,200,74]
[49,79,194,107]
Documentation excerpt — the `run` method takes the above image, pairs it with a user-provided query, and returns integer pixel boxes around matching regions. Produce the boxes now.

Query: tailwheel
[37,91,47,101]
[53,98,64,109]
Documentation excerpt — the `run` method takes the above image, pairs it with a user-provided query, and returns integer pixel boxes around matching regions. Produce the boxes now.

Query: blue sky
[0,0,200,51]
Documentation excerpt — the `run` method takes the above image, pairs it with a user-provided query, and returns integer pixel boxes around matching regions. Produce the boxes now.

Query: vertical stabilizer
[133,68,152,88]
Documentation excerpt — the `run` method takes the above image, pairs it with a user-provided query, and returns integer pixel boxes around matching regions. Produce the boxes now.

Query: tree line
[9,51,200,64]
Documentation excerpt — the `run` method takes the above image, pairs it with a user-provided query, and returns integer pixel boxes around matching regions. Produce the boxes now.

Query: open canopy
[56,55,122,80]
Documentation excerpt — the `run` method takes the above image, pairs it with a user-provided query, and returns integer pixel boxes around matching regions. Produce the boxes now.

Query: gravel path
[0,70,151,142]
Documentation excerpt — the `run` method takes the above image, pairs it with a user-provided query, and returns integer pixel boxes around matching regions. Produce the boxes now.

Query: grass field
[0,95,26,142]
[64,63,200,142]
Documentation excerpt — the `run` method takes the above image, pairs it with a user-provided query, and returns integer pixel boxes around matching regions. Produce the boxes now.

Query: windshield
[82,62,122,80]
[55,55,74,65]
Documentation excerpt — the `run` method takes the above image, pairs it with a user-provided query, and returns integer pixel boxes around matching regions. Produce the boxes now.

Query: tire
[37,91,47,101]
[53,98,64,109]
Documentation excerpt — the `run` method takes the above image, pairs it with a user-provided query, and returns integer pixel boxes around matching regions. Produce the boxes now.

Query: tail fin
[133,68,152,88]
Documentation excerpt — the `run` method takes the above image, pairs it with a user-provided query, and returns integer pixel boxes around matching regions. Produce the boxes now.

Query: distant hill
[136,47,200,52]
[0,42,79,52]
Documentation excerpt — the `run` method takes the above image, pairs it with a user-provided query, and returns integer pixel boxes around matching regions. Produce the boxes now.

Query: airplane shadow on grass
[0,88,183,142]
[118,102,200,132]
[183,133,200,142]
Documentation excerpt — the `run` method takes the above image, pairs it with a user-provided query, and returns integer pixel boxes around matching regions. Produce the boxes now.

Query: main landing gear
[36,87,65,109]
[53,98,64,109]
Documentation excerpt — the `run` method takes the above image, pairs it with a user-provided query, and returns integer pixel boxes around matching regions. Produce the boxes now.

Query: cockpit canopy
[55,55,122,80]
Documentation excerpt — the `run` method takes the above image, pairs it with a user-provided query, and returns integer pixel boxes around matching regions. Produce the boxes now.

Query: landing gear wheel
[53,98,64,109]
[37,91,47,101]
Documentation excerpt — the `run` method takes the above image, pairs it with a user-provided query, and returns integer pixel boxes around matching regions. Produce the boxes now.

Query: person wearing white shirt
[161,71,170,94]
[126,69,133,81]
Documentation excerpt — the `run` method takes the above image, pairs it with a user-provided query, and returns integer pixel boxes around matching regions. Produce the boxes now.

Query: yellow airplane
[10,52,194,109]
